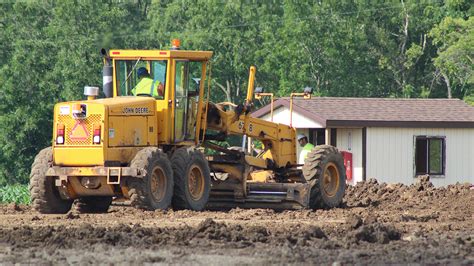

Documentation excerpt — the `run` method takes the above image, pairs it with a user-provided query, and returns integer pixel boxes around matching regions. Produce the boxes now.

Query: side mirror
[254,87,264,100]
[189,78,201,97]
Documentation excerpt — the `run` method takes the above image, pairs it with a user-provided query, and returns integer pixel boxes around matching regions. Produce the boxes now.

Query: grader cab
[29,42,346,213]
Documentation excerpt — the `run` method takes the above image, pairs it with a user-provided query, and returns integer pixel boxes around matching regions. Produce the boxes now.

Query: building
[252,97,474,186]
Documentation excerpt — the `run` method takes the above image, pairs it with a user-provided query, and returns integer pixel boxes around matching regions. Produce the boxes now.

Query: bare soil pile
[0,176,472,264]
[344,176,471,209]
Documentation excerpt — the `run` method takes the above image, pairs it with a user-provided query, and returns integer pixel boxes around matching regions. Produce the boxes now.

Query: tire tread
[302,145,346,209]
[29,147,72,214]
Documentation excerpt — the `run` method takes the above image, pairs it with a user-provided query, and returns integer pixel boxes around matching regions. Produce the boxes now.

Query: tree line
[0,0,472,184]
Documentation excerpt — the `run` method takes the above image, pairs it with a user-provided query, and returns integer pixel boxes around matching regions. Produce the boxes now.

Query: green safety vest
[132,77,161,97]
[300,143,315,161]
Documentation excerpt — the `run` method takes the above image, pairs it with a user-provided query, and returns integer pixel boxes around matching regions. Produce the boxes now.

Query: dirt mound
[0,216,471,265]
[343,176,471,209]
[0,176,472,264]
[348,222,401,244]
[0,218,329,251]
[0,203,29,214]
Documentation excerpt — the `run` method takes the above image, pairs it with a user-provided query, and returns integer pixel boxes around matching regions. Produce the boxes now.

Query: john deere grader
[29,43,346,213]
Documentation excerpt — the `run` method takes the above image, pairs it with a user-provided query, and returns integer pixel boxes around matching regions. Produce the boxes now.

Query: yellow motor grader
[29,42,346,213]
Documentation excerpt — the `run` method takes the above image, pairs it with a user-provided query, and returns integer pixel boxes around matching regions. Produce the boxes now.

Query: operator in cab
[131,67,164,97]
[298,134,314,165]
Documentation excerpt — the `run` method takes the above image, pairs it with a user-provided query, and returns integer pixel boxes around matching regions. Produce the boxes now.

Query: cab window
[174,61,204,142]
[115,60,167,99]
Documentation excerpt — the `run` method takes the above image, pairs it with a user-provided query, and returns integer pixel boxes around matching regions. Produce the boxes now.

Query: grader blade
[207,182,311,210]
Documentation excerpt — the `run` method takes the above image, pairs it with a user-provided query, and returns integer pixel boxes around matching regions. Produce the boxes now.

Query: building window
[415,136,445,176]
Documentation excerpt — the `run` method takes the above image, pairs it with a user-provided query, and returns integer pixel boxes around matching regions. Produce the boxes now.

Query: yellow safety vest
[132,77,161,97]
[299,143,315,164]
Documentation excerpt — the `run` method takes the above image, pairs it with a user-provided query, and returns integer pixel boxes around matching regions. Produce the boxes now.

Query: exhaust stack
[101,48,113,98]
[102,65,113,98]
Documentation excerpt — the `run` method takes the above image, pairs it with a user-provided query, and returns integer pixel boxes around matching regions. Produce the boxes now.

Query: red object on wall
[340,151,353,181]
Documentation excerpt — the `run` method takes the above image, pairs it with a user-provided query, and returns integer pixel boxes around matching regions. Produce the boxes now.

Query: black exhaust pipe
[101,48,113,98]
[103,65,113,98]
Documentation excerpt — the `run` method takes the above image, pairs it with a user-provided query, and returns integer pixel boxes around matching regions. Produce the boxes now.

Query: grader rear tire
[29,147,73,214]
[128,147,174,210]
[171,147,210,211]
[74,196,113,213]
[302,145,346,209]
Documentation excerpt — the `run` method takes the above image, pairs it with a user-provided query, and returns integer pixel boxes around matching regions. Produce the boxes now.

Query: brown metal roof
[252,97,474,128]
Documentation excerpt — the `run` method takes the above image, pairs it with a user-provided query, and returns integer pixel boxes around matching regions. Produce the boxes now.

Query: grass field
[0,184,30,204]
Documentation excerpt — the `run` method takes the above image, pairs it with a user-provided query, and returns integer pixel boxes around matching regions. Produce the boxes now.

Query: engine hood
[88,96,155,116]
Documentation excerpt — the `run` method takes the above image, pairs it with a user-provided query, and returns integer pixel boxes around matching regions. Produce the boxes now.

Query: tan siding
[442,128,474,186]
[388,128,395,179]
[336,128,363,184]
[260,106,323,128]
[367,127,474,186]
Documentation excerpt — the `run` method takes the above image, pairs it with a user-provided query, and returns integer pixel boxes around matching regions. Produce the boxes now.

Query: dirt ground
[0,177,472,265]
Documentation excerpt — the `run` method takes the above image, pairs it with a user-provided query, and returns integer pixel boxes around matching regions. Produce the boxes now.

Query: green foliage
[403,84,415,98]
[0,1,150,185]
[464,94,474,106]
[0,1,472,185]
[405,44,424,70]
[430,16,473,97]
[0,184,30,204]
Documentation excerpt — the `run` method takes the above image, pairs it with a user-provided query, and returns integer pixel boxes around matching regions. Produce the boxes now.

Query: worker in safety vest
[298,134,314,165]
[131,67,164,97]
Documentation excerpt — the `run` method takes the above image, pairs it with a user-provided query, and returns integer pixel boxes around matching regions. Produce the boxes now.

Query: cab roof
[108,49,213,61]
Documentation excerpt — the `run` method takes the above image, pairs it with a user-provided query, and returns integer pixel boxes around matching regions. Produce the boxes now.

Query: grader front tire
[302,145,346,209]
[29,147,73,214]
[128,147,174,211]
[171,147,210,211]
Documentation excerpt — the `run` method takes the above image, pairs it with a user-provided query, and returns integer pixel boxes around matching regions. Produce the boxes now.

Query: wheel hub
[188,164,205,201]
[150,166,166,202]
[322,162,340,197]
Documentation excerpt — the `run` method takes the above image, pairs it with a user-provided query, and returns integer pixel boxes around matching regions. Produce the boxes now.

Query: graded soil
[0,177,472,265]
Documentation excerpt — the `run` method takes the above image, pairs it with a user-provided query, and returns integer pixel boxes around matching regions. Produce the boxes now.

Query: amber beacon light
[171,39,181,50]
